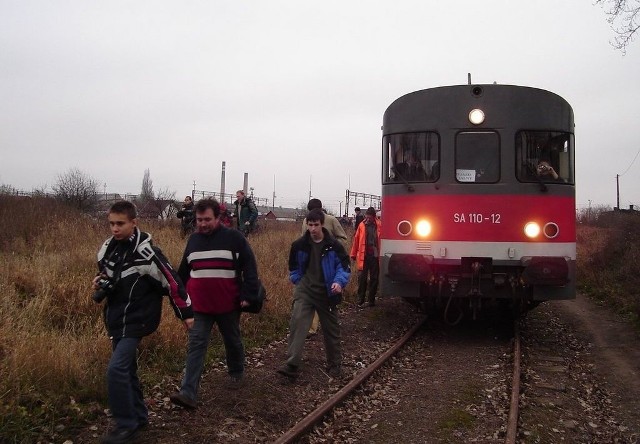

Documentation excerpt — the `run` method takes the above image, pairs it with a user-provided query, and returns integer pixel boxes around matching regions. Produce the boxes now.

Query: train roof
[383,84,573,134]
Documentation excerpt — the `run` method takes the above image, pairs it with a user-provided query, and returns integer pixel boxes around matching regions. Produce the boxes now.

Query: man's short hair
[236,190,245,196]
[306,208,325,224]
[307,198,323,211]
[366,207,376,216]
[195,198,221,218]
[354,207,361,212]
[109,201,137,220]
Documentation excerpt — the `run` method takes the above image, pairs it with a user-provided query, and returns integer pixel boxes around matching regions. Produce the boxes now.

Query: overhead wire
[618,146,640,176]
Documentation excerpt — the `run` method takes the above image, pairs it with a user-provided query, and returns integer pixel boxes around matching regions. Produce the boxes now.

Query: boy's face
[307,220,324,242]
[108,212,137,240]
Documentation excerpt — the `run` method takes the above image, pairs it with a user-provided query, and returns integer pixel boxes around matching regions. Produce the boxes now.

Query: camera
[92,277,114,303]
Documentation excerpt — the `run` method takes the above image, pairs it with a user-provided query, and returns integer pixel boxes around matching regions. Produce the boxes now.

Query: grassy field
[1,195,638,442]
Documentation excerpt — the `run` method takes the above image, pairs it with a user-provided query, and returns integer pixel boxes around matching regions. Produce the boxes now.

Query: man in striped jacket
[170,198,260,410]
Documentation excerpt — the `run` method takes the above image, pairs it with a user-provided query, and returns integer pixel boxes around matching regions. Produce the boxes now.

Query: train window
[455,132,500,183]
[383,132,440,184]
[516,131,574,184]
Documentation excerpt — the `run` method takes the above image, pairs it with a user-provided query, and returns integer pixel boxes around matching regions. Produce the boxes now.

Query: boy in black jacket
[93,201,194,444]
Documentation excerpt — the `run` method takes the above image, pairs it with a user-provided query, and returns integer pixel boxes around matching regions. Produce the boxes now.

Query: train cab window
[455,132,500,183]
[516,131,574,184]
[383,132,440,184]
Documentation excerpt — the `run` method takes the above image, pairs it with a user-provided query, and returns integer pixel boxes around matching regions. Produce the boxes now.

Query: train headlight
[416,220,432,237]
[469,108,485,125]
[397,220,412,237]
[543,222,559,239]
[524,222,541,238]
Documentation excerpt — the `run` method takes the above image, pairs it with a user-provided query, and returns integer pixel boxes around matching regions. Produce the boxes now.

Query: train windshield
[455,131,500,183]
[516,131,574,184]
[383,132,440,183]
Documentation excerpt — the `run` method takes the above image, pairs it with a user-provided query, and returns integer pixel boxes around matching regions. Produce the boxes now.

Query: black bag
[241,280,266,314]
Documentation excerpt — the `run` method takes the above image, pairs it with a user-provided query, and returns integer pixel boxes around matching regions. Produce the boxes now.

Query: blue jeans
[107,337,147,430]
[180,311,244,400]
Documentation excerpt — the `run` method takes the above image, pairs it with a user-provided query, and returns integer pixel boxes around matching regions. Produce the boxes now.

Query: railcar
[380,84,575,321]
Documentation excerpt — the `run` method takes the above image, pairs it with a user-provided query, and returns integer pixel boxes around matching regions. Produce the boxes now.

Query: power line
[619,146,640,176]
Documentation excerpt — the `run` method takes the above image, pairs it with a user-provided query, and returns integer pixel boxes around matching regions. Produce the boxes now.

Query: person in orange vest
[350,207,381,307]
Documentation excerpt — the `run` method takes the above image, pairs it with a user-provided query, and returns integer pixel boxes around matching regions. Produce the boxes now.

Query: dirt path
[551,293,640,434]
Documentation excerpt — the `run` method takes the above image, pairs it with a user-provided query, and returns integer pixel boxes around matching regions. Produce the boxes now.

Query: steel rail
[504,320,521,444]
[273,316,428,444]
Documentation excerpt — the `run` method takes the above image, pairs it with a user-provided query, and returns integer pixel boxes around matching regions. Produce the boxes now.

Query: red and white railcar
[380,84,575,318]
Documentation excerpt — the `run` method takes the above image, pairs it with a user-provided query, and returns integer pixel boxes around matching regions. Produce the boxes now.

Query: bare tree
[156,187,177,219]
[140,169,155,201]
[596,0,640,53]
[52,167,99,211]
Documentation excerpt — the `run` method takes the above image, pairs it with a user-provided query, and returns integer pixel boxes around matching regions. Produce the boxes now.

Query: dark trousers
[357,255,379,305]
[180,311,245,400]
[107,337,147,430]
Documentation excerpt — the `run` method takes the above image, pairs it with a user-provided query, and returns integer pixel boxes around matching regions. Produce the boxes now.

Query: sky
[1,0,639,215]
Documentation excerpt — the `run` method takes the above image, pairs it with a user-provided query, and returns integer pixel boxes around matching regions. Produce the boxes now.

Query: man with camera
[93,201,194,444]
[176,195,196,237]
[536,159,563,182]
[170,198,260,410]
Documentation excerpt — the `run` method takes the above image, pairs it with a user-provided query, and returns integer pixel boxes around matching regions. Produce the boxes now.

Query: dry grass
[0,196,353,442]
[577,214,640,324]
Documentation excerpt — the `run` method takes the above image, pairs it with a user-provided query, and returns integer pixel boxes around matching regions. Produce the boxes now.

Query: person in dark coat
[93,200,193,444]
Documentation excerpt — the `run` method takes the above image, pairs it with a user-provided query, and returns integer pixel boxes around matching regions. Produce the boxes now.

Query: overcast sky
[1,0,639,214]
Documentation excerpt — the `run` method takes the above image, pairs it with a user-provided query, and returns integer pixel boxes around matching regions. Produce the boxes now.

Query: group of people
[176,190,258,238]
[92,196,382,443]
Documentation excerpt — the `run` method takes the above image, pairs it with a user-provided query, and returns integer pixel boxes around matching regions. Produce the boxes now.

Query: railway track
[273,316,523,443]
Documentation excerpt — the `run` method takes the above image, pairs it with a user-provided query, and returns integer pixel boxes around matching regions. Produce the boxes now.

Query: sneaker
[277,364,299,379]
[327,365,342,378]
[100,427,138,444]
[169,392,197,410]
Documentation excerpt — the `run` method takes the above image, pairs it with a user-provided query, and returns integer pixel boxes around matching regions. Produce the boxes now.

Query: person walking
[93,201,193,444]
[353,207,364,230]
[278,208,351,380]
[350,207,382,307]
[233,190,258,236]
[170,198,260,410]
[301,198,348,337]
[176,195,196,237]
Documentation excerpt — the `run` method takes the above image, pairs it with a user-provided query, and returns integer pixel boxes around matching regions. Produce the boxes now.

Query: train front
[379,84,576,316]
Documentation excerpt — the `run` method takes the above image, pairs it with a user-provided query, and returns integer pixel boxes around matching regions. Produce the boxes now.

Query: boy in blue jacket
[278,208,351,380]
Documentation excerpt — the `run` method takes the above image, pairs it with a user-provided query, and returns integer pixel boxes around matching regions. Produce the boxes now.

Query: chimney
[243,173,249,195]
[220,161,226,202]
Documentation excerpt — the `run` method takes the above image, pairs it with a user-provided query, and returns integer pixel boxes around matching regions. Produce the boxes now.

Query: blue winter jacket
[288,229,351,305]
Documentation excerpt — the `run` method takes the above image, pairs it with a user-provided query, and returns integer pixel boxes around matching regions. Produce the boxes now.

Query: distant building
[256,206,303,222]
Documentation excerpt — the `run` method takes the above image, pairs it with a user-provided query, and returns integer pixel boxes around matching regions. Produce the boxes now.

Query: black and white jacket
[96,228,193,339]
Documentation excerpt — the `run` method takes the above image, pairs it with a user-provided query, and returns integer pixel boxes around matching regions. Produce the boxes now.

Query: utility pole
[272,175,276,211]
[616,174,620,210]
